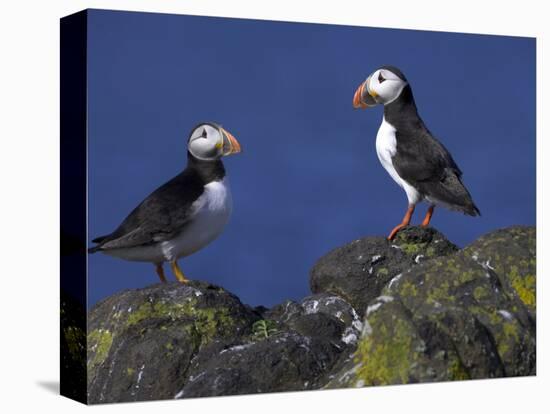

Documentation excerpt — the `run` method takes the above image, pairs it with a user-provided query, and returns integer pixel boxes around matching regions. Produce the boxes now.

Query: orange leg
[387,205,415,240]
[155,263,167,283]
[170,260,189,284]
[421,205,435,227]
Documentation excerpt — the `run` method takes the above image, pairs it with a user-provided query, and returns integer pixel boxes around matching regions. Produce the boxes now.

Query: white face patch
[188,124,224,160]
[369,69,408,105]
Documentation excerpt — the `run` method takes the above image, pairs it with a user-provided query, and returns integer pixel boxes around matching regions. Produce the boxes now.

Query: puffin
[352,66,480,240]
[88,122,241,283]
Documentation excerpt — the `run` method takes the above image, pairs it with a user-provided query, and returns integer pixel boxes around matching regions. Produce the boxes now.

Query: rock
[176,331,336,398]
[464,226,536,319]
[87,281,258,403]
[174,293,362,399]
[85,226,536,402]
[266,293,363,342]
[87,283,359,403]
[327,226,536,388]
[310,226,458,315]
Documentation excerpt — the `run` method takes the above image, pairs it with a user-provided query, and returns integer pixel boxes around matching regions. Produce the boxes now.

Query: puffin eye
[378,72,386,84]
[200,128,208,138]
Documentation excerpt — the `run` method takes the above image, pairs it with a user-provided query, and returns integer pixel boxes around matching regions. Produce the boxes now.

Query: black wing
[392,125,461,182]
[89,170,204,252]
[392,127,480,216]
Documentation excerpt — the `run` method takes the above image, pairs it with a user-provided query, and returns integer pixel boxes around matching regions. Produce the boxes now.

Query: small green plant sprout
[252,319,277,339]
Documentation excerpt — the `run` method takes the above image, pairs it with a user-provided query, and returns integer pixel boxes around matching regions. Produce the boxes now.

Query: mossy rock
[464,226,536,317]
[87,281,258,404]
[175,293,364,399]
[86,283,359,403]
[327,226,536,388]
[310,226,458,315]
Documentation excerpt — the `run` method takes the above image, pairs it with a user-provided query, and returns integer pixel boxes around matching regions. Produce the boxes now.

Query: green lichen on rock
[425,278,454,304]
[473,285,488,301]
[393,237,426,256]
[464,226,536,316]
[327,298,476,388]
[84,226,535,403]
[355,312,415,385]
[399,279,418,298]
[87,282,362,404]
[328,226,536,389]
[310,226,459,315]
[377,267,389,276]
[88,329,113,369]
[391,227,458,259]
[122,294,237,346]
[510,270,535,308]
[87,281,259,403]
[125,301,175,327]
[190,305,236,344]
[447,356,469,381]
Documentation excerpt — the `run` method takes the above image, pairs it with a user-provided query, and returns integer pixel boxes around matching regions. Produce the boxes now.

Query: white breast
[160,178,233,261]
[375,117,421,205]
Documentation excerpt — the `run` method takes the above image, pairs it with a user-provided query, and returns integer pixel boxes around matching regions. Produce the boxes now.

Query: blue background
[88,9,536,308]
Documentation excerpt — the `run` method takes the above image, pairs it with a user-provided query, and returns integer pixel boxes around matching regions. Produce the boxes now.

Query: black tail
[87,245,102,254]
[419,170,481,217]
[88,235,108,254]
[463,202,481,217]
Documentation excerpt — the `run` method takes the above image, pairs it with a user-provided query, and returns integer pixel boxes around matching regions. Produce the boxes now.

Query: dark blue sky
[88,9,535,308]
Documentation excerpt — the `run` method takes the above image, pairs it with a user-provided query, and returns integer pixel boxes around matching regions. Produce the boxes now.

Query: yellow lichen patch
[444,258,461,274]
[473,286,488,302]
[400,280,418,297]
[377,268,389,276]
[398,242,425,256]
[509,270,536,308]
[124,298,235,346]
[426,280,453,304]
[469,308,521,362]
[448,356,469,381]
[355,317,414,385]
[125,300,193,327]
[495,317,520,359]
[191,306,235,345]
[457,269,476,285]
[88,329,113,368]
[502,320,520,343]
[393,233,431,256]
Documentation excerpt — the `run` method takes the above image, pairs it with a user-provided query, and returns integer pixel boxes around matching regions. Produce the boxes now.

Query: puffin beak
[353,77,378,109]
[221,128,241,156]
[353,82,368,109]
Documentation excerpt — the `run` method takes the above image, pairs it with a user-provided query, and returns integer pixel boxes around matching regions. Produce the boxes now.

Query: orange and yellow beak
[353,82,368,109]
[221,128,242,156]
[353,77,378,109]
